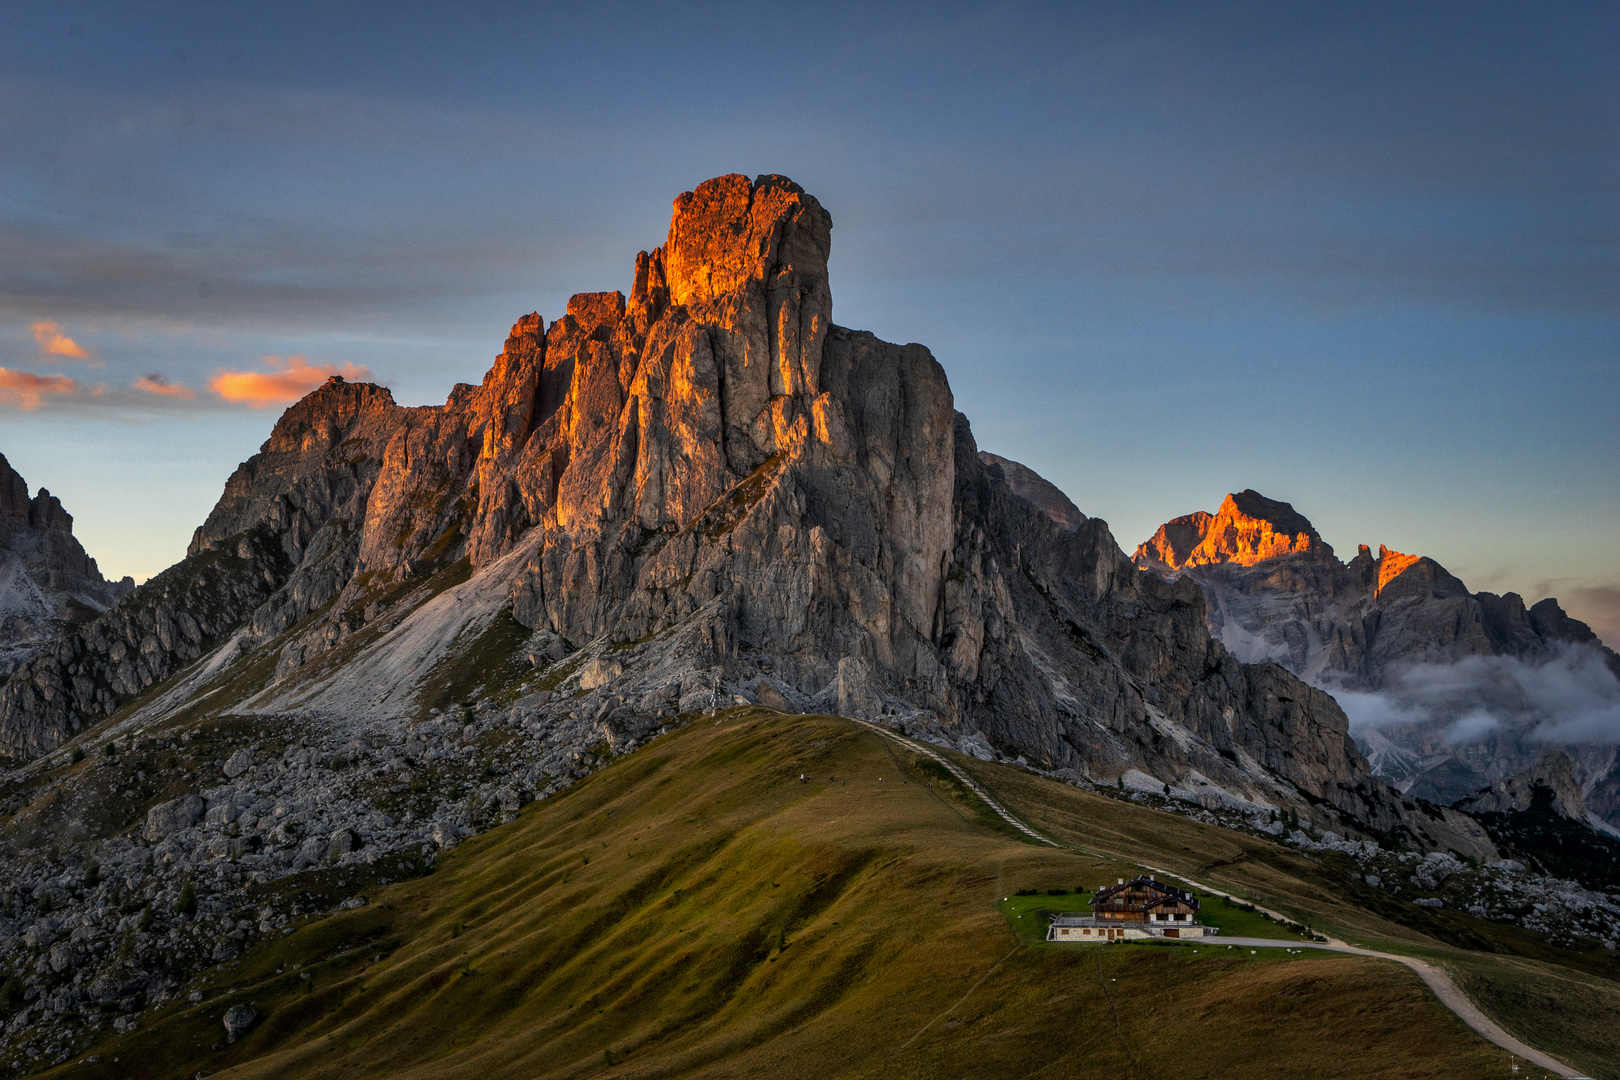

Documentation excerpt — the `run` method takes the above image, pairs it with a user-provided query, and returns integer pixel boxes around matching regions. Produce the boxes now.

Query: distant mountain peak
[1,451,133,679]
[1135,488,1620,835]
[1223,489,1316,539]
[1133,488,1331,572]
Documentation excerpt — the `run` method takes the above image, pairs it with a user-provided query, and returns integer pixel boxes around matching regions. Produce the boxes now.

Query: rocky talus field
[0,176,1612,1077]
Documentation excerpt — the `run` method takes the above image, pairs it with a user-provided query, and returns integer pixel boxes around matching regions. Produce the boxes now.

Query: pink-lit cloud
[30,319,90,360]
[0,367,78,410]
[208,355,372,408]
[133,373,197,400]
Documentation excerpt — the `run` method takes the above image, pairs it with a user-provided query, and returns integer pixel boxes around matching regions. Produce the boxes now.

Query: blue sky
[2,1,1616,643]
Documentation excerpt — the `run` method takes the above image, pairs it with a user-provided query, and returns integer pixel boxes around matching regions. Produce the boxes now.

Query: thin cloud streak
[208,355,373,408]
[133,373,196,400]
[0,367,77,410]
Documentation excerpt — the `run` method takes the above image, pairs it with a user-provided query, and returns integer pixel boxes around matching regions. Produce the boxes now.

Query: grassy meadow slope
[46,711,1607,1079]
[958,754,1620,1078]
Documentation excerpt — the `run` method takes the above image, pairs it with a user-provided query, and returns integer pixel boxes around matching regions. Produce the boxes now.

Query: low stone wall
[1047,921,1214,943]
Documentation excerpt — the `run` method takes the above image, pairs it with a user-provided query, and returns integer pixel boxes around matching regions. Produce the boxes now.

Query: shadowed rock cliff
[0,453,132,680]
[1458,751,1590,822]
[977,452,1086,532]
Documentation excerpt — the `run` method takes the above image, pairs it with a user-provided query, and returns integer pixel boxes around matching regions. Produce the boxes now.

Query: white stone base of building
[1046,920,1214,943]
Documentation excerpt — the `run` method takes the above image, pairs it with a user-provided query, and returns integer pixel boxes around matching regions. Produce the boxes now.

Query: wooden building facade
[1092,875,1200,926]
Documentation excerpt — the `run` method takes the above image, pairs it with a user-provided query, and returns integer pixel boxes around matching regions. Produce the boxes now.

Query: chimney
[1117,878,1124,885]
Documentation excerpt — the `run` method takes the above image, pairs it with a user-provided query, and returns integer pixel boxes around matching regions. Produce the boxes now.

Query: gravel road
[1182,938,1587,1078]
[856,724,1591,1079]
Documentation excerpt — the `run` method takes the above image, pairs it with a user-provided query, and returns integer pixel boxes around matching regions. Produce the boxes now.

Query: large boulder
[143,794,205,842]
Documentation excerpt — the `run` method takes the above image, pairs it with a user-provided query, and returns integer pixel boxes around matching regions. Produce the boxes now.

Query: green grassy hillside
[955,751,1620,1078]
[46,711,1608,1079]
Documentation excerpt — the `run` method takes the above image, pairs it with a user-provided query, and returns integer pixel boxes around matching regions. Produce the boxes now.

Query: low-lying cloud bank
[1333,643,1620,746]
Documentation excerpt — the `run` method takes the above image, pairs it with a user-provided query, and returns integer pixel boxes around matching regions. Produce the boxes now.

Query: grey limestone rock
[145,795,206,842]
[223,747,254,778]
[1457,751,1590,822]
[223,1004,256,1043]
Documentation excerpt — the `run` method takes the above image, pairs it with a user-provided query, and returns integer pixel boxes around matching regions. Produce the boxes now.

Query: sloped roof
[1092,875,1199,911]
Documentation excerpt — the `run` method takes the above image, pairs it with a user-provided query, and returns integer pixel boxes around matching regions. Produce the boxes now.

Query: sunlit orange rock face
[185,172,956,694]
[1133,490,1331,572]
[1373,544,1422,597]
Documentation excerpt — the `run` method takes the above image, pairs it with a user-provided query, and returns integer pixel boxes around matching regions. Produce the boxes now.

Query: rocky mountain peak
[0,454,29,520]
[0,452,132,680]
[1133,488,1331,572]
[662,173,831,314]
[1373,544,1422,597]
[0,174,1492,860]
[564,292,625,336]
[1,454,72,535]
[1224,489,1315,538]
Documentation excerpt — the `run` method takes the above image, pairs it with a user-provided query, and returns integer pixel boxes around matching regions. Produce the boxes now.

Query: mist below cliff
[1333,642,1620,747]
